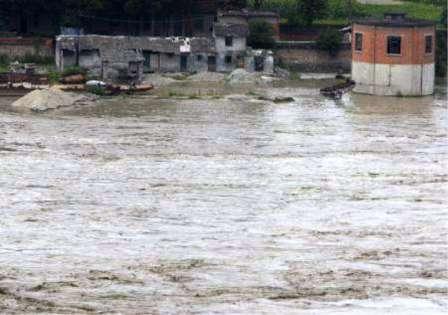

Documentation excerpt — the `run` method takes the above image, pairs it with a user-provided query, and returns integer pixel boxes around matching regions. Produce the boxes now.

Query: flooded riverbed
[0,82,447,314]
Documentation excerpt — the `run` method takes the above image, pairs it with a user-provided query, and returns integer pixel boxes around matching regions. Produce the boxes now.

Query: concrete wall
[126,52,208,74]
[79,49,101,68]
[189,53,209,72]
[216,53,244,72]
[352,61,435,96]
[56,35,216,80]
[215,36,246,72]
[215,36,246,53]
[55,34,271,79]
[159,53,180,72]
[275,42,352,73]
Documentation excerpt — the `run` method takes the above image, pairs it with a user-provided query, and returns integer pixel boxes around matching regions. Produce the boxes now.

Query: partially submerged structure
[56,18,275,82]
[352,13,436,96]
[56,36,213,82]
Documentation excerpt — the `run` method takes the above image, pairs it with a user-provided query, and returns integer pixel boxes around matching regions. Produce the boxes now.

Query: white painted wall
[215,37,246,53]
[422,63,435,95]
[214,36,246,72]
[352,61,435,96]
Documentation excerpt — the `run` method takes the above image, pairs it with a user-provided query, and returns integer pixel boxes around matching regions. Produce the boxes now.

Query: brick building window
[355,33,363,51]
[225,55,232,64]
[425,35,433,54]
[225,36,233,47]
[387,36,402,55]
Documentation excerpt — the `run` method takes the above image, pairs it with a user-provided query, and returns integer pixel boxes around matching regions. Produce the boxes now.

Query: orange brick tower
[352,13,436,96]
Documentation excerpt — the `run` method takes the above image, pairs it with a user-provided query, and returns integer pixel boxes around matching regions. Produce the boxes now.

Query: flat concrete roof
[354,13,435,27]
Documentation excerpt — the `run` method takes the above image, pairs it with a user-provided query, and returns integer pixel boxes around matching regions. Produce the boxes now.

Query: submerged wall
[275,42,352,73]
[352,62,435,96]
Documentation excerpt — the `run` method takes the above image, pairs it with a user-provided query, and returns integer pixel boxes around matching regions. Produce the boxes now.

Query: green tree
[316,28,342,56]
[297,0,328,26]
[248,20,275,48]
[252,0,264,9]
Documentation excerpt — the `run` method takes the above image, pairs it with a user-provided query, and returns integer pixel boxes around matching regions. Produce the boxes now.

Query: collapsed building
[55,15,275,83]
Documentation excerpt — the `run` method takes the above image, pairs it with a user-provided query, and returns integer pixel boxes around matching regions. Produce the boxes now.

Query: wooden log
[60,74,86,84]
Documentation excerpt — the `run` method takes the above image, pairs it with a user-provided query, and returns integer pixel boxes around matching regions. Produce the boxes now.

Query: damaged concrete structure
[55,16,275,82]
[56,36,214,82]
[213,23,249,72]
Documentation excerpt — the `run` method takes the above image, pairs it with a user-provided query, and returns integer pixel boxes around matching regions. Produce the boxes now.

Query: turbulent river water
[0,82,447,314]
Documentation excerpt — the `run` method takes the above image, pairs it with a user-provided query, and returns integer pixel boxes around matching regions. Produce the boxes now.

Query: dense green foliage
[248,0,445,26]
[296,0,327,26]
[0,0,247,33]
[316,28,342,56]
[248,20,275,48]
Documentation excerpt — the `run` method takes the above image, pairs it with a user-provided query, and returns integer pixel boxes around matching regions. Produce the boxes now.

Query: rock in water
[274,67,291,80]
[11,87,96,112]
[226,69,262,85]
[273,96,295,103]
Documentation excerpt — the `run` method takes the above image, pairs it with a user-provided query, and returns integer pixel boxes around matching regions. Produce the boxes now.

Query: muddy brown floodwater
[0,81,447,314]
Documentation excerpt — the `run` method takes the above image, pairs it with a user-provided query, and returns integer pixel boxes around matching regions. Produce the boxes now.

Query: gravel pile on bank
[188,72,226,82]
[226,69,257,84]
[142,74,177,87]
[11,87,96,112]
[226,69,274,85]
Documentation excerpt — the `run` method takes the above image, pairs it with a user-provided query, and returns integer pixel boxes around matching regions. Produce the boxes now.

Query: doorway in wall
[207,56,216,72]
[180,54,188,72]
[254,56,264,72]
[143,51,152,73]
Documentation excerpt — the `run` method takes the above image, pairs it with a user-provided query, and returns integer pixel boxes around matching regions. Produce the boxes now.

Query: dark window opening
[254,56,264,72]
[180,55,188,72]
[225,36,233,47]
[208,55,216,71]
[425,35,433,54]
[197,55,203,61]
[355,33,363,51]
[387,36,402,55]
[128,61,140,76]
[225,55,232,64]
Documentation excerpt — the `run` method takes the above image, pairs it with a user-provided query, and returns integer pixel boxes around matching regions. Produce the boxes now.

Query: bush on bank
[316,28,343,56]
[248,20,276,49]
